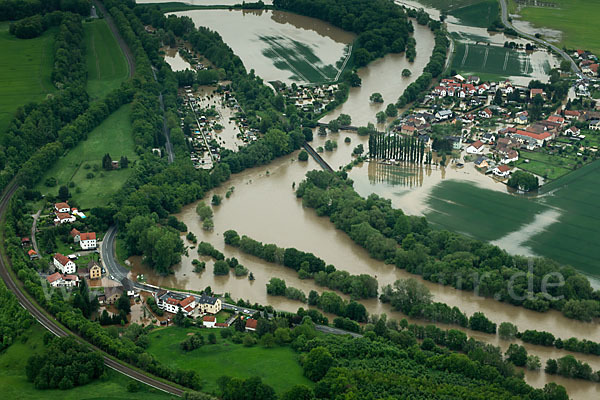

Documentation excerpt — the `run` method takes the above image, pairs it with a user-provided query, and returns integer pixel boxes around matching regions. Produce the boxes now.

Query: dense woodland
[0,0,90,21]
[273,0,412,67]
[296,170,600,321]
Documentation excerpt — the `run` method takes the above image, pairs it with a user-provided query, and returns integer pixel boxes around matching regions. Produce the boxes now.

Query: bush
[213,260,229,275]
[298,150,309,161]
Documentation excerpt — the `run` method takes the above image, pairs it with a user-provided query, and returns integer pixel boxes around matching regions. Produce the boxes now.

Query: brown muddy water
[171,9,354,84]
[163,47,193,72]
[129,134,600,396]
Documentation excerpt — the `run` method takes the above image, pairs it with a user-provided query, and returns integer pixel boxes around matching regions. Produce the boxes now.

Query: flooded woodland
[141,4,600,397]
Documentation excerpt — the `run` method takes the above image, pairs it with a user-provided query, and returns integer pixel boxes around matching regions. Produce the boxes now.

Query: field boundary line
[267,42,309,82]
[503,51,509,71]
[461,44,469,67]
[334,44,352,82]
[482,47,489,69]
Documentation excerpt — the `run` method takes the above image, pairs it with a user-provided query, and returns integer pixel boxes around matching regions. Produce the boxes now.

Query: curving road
[0,183,183,397]
[498,0,580,74]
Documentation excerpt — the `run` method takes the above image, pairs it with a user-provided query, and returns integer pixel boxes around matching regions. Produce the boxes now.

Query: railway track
[0,182,184,397]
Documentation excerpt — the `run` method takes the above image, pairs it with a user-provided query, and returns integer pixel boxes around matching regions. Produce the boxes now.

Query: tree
[266,277,286,296]
[402,68,411,77]
[381,278,432,315]
[298,150,309,161]
[328,119,340,132]
[352,144,364,156]
[494,89,503,105]
[212,194,222,205]
[370,92,384,103]
[208,332,217,344]
[468,312,496,334]
[336,114,351,126]
[498,322,518,340]
[281,385,313,400]
[120,156,129,168]
[58,185,69,201]
[385,103,398,117]
[526,355,541,370]
[376,111,386,123]
[213,260,229,275]
[308,290,319,306]
[507,170,539,192]
[102,153,112,170]
[303,346,333,381]
[174,308,186,326]
[116,293,131,315]
[505,343,527,366]
[560,60,571,72]
[223,230,240,246]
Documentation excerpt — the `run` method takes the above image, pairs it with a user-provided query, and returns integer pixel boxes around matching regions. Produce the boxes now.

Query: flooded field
[171,9,354,84]
[163,47,193,71]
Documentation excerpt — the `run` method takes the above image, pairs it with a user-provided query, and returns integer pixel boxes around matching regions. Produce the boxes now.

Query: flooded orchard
[172,9,354,84]
[163,47,193,72]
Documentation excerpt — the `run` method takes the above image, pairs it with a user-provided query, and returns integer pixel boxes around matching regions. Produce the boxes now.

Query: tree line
[296,170,600,321]
[0,0,90,21]
[223,229,378,300]
[368,132,426,163]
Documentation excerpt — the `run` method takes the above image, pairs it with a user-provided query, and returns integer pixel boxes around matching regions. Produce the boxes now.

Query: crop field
[424,161,600,279]
[451,42,549,80]
[0,23,55,135]
[449,0,499,28]
[84,19,128,100]
[147,326,312,394]
[260,35,349,83]
[34,104,136,209]
[513,0,600,55]
[0,324,170,400]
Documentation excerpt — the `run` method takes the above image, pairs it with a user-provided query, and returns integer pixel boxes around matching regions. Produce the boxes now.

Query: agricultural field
[174,9,355,84]
[450,42,551,81]
[0,324,170,400]
[84,19,129,100]
[515,149,582,180]
[146,326,312,394]
[448,0,499,28]
[424,161,600,279]
[34,104,136,209]
[511,0,600,55]
[0,22,55,135]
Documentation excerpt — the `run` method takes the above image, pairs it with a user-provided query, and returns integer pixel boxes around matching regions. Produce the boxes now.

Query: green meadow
[84,19,129,100]
[34,104,136,209]
[424,161,600,278]
[146,326,312,394]
[0,324,170,400]
[0,22,55,135]
[449,0,499,28]
[514,0,600,55]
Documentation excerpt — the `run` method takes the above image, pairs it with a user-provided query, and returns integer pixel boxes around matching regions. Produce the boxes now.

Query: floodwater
[163,47,193,72]
[320,22,435,128]
[128,139,600,396]
[171,9,354,84]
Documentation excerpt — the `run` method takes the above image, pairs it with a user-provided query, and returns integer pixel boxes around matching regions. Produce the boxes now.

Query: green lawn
[0,324,171,400]
[516,0,600,56]
[84,19,129,100]
[146,327,312,394]
[0,22,55,136]
[34,104,136,209]
[449,0,498,28]
[516,149,588,181]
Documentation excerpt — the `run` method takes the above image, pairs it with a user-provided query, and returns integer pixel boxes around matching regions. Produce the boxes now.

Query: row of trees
[224,229,378,299]
[0,0,90,21]
[296,170,600,321]
[368,132,426,163]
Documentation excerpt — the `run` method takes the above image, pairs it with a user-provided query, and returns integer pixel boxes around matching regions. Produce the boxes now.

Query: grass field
[260,35,350,83]
[146,326,312,394]
[84,19,129,100]
[34,104,136,209]
[451,42,548,80]
[515,0,600,56]
[449,0,499,28]
[0,22,55,135]
[515,149,580,180]
[0,324,170,400]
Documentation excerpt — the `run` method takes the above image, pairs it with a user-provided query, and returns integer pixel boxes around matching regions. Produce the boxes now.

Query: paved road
[0,184,183,397]
[93,0,135,78]
[498,0,580,75]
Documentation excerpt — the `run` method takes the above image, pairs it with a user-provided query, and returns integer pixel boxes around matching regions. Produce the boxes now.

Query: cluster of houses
[48,254,103,288]
[277,83,339,114]
[154,290,222,317]
[70,228,97,250]
[53,202,86,225]
[573,50,599,77]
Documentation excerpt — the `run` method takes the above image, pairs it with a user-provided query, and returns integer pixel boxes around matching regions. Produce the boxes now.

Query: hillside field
[0,324,170,400]
[0,22,55,135]
[146,326,313,394]
[34,104,136,208]
[84,19,129,100]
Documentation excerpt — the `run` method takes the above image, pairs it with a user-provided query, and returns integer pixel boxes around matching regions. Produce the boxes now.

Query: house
[54,213,76,224]
[418,134,432,148]
[54,202,70,213]
[511,130,552,147]
[245,318,258,331]
[588,120,600,131]
[401,125,417,135]
[46,272,63,287]
[88,260,102,280]
[493,164,511,177]
[53,253,76,274]
[70,228,81,243]
[514,111,528,124]
[448,136,462,150]
[481,133,495,144]
[154,290,200,315]
[466,140,485,154]
[530,88,544,99]
[197,295,222,314]
[21,237,31,247]
[62,274,79,287]
[547,115,565,125]
[435,109,453,121]
[502,150,519,164]
[467,75,480,84]
[564,110,581,119]
[203,315,216,328]
[479,108,492,119]
[474,157,489,169]
[80,232,97,250]
[27,249,38,260]
[104,286,123,304]
[564,126,580,136]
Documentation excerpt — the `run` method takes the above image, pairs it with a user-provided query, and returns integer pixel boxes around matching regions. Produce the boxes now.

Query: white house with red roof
[511,130,552,147]
[54,202,70,213]
[80,232,97,250]
[479,108,492,119]
[466,140,485,154]
[46,272,64,287]
[564,126,580,136]
[53,253,76,274]
[563,110,581,119]
[493,165,512,177]
[245,318,258,331]
[54,212,75,224]
[203,315,216,328]
[547,115,565,125]
[154,290,198,315]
